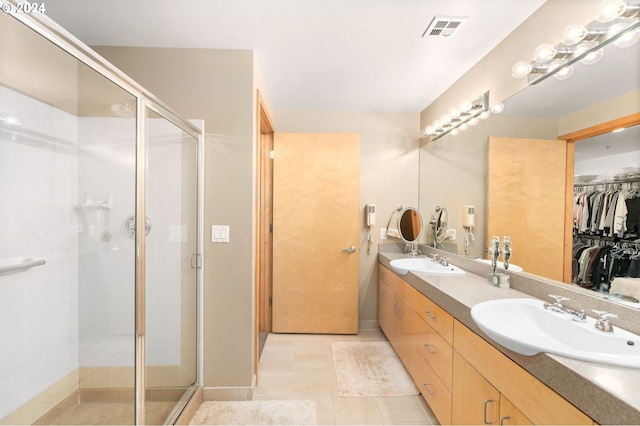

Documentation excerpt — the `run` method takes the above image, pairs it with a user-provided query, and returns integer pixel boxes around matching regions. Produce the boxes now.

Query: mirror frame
[398,207,423,243]
[558,112,640,283]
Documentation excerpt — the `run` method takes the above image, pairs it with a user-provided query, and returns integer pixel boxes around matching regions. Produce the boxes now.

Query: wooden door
[487,137,568,282]
[452,351,500,425]
[272,133,359,334]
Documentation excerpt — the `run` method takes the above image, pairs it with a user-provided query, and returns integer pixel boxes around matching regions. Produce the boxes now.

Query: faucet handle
[591,310,617,320]
[548,294,569,305]
[591,310,617,332]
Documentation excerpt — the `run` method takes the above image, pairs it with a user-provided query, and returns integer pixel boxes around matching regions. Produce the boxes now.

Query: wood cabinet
[453,320,592,425]
[453,351,531,425]
[377,262,594,426]
[378,265,453,424]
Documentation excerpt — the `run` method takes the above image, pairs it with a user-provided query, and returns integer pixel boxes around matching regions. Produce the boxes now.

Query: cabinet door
[452,351,499,425]
[499,396,533,425]
[377,276,392,336]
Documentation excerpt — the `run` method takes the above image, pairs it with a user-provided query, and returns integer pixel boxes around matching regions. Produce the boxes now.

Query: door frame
[558,112,640,283]
[255,90,274,379]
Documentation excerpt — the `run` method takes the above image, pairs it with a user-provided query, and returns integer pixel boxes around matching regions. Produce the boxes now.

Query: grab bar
[0,258,46,275]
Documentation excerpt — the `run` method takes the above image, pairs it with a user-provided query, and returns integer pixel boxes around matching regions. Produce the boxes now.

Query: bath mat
[332,341,419,397]
[188,400,317,425]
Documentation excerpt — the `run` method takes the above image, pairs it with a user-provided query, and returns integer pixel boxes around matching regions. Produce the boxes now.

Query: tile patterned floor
[252,330,438,425]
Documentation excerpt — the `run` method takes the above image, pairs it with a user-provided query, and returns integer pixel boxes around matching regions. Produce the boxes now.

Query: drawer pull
[483,399,495,425]
[423,343,437,354]
[398,306,405,320]
[499,415,510,425]
[422,383,436,395]
[424,310,437,319]
[394,302,399,315]
[382,290,387,302]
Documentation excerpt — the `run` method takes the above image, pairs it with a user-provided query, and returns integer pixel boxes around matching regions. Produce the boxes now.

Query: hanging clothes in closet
[572,179,640,291]
[573,181,640,239]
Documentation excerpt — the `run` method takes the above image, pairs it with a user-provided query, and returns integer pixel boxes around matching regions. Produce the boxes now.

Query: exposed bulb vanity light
[423,91,490,141]
[551,62,575,80]
[511,0,640,84]
[611,23,640,46]
[490,103,504,114]
[596,0,640,22]
[479,111,491,120]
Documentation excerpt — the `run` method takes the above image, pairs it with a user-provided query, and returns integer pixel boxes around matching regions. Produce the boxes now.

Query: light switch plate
[212,225,230,243]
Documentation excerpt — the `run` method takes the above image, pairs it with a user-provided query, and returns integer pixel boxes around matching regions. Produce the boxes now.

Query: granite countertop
[378,244,640,425]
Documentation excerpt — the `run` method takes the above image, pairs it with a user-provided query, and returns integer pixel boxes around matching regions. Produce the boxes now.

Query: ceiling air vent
[422,16,468,38]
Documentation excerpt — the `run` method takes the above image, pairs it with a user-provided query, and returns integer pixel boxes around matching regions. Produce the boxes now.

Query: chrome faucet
[489,236,500,274]
[592,310,617,333]
[543,295,586,322]
[501,236,511,270]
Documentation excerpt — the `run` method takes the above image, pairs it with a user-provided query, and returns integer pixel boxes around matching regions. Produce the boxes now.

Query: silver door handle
[341,246,356,253]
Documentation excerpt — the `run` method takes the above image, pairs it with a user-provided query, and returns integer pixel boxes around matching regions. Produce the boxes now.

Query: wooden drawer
[453,320,592,425]
[412,351,452,425]
[405,284,454,344]
[379,265,404,296]
[414,313,453,391]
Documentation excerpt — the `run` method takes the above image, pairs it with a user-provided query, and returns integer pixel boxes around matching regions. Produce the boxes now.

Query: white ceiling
[42,0,547,113]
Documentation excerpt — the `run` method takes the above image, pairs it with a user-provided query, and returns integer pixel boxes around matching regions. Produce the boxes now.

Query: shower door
[1,9,201,426]
[144,109,199,423]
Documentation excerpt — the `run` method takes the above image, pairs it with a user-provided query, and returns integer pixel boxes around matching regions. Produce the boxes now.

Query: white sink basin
[389,257,465,276]
[475,258,523,272]
[471,298,640,368]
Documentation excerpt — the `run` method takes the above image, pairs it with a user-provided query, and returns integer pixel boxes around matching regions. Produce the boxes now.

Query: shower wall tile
[0,86,80,420]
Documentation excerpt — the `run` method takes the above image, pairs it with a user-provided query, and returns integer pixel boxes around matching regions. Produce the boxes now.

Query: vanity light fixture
[511,0,640,85]
[421,91,490,141]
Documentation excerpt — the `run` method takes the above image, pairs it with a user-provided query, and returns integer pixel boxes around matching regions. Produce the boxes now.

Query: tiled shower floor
[34,388,185,425]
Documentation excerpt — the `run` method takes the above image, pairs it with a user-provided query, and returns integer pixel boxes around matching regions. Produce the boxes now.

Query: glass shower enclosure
[0,6,201,425]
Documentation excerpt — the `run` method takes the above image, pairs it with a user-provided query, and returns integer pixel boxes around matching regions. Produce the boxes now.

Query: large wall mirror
[419,29,639,307]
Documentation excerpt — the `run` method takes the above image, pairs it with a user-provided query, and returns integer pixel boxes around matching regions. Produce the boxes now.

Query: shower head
[110,100,135,118]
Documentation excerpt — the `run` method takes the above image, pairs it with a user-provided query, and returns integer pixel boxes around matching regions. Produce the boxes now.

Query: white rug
[332,341,419,397]
[189,400,317,425]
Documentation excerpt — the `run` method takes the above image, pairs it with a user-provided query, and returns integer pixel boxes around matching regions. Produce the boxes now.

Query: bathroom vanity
[378,244,640,425]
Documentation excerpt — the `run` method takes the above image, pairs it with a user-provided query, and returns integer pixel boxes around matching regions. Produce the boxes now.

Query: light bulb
[468,117,480,126]
[459,101,472,113]
[490,103,504,114]
[459,123,469,131]
[614,27,640,48]
[433,119,443,130]
[596,0,627,22]
[425,125,436,135]
[552,62,574,80]
[450,128,460,136]
[562,23,588,45]
[511,61,533,78]
[449,107,460,118]
[479,111,491,120]
[578,43,604,65]
[441,114,452,125]
[533,43,557,63]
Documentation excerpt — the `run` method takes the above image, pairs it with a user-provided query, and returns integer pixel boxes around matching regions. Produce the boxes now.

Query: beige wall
[274,110,420,325]
[559,89,640,135]
[94,46,257,391]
